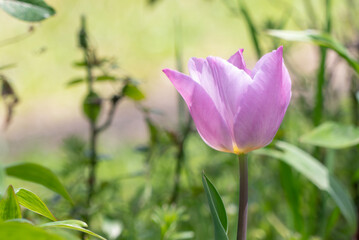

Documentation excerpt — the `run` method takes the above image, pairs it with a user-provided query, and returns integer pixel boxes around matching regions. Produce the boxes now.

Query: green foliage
[0,222,64,240]
[202,173,228,240]
[0,0,55,22]
[40,220,106,240]
[4,162,72,203]
[82,91,102,123]
[256,141,357,233]
[16,188,56,221]
[122,83,145,101]
[267,30,359,74]
[300,122,359,149]
[0,185,21,221]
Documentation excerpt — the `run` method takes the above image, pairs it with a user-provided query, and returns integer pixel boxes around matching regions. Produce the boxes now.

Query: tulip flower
[163,46,291,155]
[163,46,291,240]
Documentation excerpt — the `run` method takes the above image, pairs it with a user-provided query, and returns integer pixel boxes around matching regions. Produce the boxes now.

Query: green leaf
[0,164,5,192]
[5,162,72,203]
[82,91,102,123]
[267,29,359,74]
[255,141,357,233]
[202,173,228,240]
[66,78,84,87]
[40,220,107,240]
[0,0,55,22]
[300,122,359,149]
[96,75,116,82]
[0,185,21,221]
[16,188,56,221]
[122,83,145,101]
[0,222,64,240]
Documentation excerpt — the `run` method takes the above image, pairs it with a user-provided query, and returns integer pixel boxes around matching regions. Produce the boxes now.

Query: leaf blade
[40,220,106,240]
[202,173,228,240]
[0,0,55,22]
[5,162,72,203]
[16,188,56,221]
[0,185,21,221]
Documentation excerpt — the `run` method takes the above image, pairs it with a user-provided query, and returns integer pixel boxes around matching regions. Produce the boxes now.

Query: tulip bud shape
[163,46,291,154]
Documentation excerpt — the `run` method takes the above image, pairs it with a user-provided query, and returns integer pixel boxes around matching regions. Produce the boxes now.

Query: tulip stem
[237,154,248,240]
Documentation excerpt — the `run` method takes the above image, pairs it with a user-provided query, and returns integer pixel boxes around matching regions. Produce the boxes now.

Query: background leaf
[16,188,56,221]
[255,141,357,233]
[122,83,145,101]
[267,29,359,74]
[0,0,55,22]
[82,91,102,123]
[40,220,106,240]
[0,185,21,221]
[5,163,72,203]
[202,173,228,240]
[300,122,359,149]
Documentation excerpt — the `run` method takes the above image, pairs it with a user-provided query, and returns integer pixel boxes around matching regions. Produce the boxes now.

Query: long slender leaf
[0,185,21,221]
[5,162,72,203]
[0,0,55,22]
[202,173,228,240]
[267,29,359,74]
[300,122,359,149]
[16,188,56,221]
[0,222,64,240]
[255,141,357,233]
[40,220,106,240]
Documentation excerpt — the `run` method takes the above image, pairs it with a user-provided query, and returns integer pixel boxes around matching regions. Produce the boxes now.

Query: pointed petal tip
[276,46,283,55]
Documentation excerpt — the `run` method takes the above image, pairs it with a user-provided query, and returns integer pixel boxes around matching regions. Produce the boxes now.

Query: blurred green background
[1,0,359,239]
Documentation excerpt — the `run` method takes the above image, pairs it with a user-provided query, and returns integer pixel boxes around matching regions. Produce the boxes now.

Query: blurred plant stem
[237,0,262,59]
[237,154,248,240]
[79,16,122,230]
[169,18,192,204]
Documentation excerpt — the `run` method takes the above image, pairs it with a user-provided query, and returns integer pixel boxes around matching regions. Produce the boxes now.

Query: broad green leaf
[0,185,21,221]
[300,122,359,149]
[16,188,56,221]
[255,141,357,233]
[202,173,228,240]
[267,30,359,74]
[0,222,64,240]
[40,220,106,240]
[0,0,55,22]
[122,84,145,101]
[82,91,102,123]
[5,162,72,203]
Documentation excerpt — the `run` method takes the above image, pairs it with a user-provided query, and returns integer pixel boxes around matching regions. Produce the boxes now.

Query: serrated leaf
[300,122,359,149]
[0,222,64,240]
[16,188,56,221]
[267,29,359,74]
[122,84,145,101]
[0,0,55,22]
[0,185,21,221]
[202,173,228,240]
[255,141,357,233]
[5,162,72,203]
[40,220,106,240]
[82,91,102,123]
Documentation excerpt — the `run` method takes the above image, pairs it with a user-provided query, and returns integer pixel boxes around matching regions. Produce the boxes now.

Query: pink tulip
[163,46,291,155]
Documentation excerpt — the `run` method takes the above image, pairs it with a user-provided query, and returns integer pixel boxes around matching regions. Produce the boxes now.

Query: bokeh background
[1,0,359,239]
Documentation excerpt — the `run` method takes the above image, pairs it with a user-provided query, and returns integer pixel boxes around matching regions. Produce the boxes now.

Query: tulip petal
[163,68,233,152]
[228,49,251,75]
[200,57,252,128]
[233,46,291,153]
[188,57,205,83]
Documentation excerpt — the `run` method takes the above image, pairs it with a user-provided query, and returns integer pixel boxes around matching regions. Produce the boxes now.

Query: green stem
[237,154,248,240]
